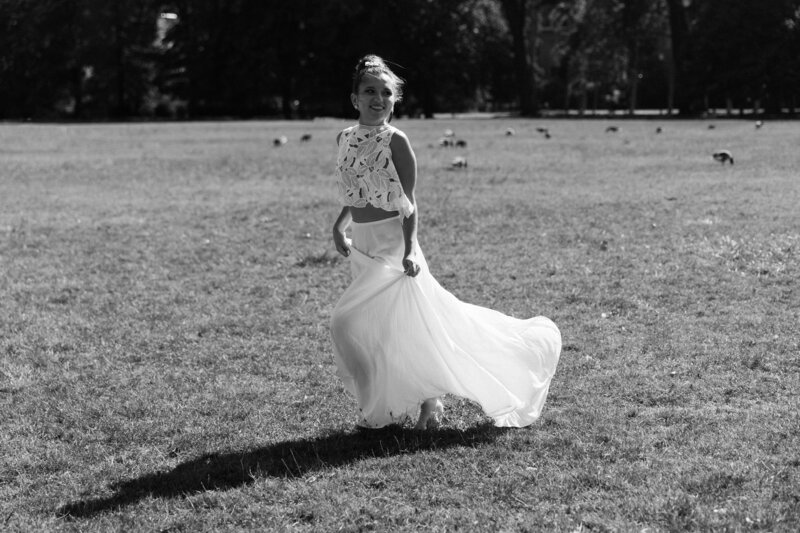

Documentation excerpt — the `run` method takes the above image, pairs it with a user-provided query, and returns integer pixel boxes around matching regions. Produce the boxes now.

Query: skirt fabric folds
[330,215,561,428]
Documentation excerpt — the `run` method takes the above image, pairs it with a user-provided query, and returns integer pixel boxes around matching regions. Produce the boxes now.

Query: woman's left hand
[402,255,420,277]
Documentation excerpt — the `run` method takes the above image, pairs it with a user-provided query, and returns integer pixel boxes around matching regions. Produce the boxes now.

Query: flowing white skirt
[330,216,561,428]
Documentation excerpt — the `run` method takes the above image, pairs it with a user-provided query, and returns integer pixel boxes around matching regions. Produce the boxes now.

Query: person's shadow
[58,423,506,518]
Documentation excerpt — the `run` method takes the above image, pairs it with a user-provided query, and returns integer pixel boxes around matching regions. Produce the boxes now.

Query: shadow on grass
[58,422,506,518]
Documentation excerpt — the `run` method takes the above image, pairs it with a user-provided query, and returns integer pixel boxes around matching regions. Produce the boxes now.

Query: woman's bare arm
[390,131,420,276]
[332,206,352,257]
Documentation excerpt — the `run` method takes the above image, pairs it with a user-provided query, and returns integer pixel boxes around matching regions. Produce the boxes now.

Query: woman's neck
[358,120,388,128]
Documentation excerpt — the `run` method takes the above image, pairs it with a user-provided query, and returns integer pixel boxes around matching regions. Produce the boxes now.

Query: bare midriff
[350,204,400,223]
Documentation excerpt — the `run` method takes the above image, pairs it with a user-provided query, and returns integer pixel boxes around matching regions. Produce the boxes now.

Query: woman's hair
[351,55,404,101]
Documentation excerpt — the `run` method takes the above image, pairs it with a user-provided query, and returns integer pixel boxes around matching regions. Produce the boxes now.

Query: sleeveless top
[335,124,415,218]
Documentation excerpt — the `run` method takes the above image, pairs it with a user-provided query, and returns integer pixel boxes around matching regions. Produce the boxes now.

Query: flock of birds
[273,119,766,168]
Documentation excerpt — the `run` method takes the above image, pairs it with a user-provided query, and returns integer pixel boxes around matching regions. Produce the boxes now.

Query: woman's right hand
[333,228,351,257]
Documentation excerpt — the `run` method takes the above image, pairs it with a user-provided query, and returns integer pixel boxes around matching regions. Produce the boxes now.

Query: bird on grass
[438,137,454,147]
[300,133,312,142]
[451,156,468,168]
[712,150,734,165]
[605,126,619,133]
[273,136,288,146]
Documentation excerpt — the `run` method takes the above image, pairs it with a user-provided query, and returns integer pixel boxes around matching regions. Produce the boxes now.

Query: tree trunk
[665,0,690,115]
[279,29,296,120]
[579,86,587,116]
[500,0,538,116]
[72,67,84,119]
[627,42,639,115]
[112,3,127,118]
[664,45,675,115]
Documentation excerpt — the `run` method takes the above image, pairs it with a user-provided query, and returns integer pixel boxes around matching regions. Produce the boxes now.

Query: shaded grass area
[1,119,799,531]
[56,424,506,518]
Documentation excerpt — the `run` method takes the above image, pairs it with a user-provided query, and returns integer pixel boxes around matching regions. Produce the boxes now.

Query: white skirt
[330,215,561,428]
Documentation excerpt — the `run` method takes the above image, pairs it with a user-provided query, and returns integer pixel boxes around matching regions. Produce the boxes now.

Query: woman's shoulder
[372,124,403,147]
[388,125,411,148]
[384,123,403,136]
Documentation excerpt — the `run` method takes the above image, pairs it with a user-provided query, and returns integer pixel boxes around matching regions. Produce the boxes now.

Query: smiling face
[351,73,398,126]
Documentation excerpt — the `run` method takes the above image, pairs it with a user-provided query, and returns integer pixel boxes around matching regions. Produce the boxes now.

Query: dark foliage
[0,0,798,119]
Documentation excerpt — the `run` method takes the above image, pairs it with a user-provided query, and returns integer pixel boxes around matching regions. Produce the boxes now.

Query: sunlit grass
[1,118,798,531]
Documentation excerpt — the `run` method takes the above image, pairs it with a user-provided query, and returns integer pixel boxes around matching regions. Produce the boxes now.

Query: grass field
[1,117,798,532]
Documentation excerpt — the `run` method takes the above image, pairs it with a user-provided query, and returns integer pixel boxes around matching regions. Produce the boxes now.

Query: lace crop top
[335,124,415,218]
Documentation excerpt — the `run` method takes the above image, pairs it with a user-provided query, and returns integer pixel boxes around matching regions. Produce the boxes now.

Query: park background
[2,1,800,532]
[1,0,799,121]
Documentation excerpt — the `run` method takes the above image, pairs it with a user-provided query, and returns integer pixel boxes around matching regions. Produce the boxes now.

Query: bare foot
[414,398,444,430]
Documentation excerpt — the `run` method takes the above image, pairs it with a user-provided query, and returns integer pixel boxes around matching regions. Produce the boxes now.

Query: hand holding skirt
[331,216,561,428]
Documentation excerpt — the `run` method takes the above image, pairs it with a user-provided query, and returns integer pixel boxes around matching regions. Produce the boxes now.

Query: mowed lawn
[1,117,798,532]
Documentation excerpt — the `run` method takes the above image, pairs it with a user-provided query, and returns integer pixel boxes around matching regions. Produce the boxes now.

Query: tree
[618,0,669,114]
[2,0,796,119]
[471,0,516,111]
[158,1,355,118]
[499,0,539,115]
[0,0,75,118]
[0,0,162,119]
[544,0,624,114]
[81,0,161,118]
[351,0,478,117]
[664,0,691,114]
[685,0,800,115]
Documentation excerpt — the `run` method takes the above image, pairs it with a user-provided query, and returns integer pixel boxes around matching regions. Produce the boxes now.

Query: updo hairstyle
[351,55,404,101]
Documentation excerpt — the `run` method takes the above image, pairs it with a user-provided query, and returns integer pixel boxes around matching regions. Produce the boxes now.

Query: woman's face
[351,73,397,126]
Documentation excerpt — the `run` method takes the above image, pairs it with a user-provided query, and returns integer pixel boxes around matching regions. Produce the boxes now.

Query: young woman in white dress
[331,55,561,430]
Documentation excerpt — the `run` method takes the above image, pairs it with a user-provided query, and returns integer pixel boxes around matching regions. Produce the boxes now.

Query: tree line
[1,0,798,120]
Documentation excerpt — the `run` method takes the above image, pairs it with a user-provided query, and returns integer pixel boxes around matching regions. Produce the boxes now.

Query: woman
[330,55,561,430]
